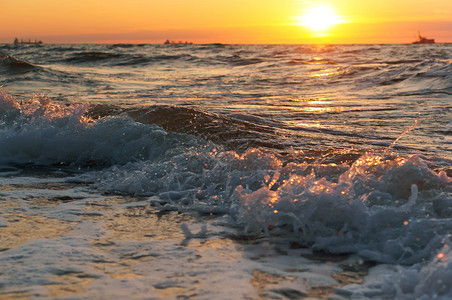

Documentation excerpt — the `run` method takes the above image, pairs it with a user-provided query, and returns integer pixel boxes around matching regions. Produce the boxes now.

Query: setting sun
[1,0,452,44]
[297,3,344,33]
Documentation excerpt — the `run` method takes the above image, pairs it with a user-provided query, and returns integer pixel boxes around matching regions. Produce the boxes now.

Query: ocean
[0,43,451,299]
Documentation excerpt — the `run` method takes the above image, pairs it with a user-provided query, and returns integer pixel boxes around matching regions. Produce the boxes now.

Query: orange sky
[1,0,451,44]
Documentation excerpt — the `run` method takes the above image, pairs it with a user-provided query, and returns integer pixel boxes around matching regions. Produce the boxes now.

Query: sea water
[0,43,451,299]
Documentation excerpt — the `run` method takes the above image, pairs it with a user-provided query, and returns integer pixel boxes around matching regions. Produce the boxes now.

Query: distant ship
[13,37,43,45]
[164,39,193,45]
[412,32,435,44]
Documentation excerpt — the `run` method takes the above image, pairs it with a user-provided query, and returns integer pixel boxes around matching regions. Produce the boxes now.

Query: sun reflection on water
[311,70,338,77]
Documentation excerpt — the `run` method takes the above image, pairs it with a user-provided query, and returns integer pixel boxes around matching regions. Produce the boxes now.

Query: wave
[111,43,138,48]
[64,51,197,66]
[1,43,452,299]
[353,59,452,92]
[65,51,124,63]
[1,89,448,169]
[92,135,451,266]
[89,104,380,153]
[0,91,191,167]
[382,59,424,65]
[0,53,37,74]
[213,54,265,66]
[398,60,452,94]
[0,89,451,294]
[0,90,312,162]
[124,106,287,151]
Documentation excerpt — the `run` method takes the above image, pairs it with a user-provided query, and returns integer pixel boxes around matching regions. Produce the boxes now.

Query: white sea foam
[0,90,196,167]
[1,90,452,298]
[92,141,451,298]
[338,240,452,299]
[93,141,451,266]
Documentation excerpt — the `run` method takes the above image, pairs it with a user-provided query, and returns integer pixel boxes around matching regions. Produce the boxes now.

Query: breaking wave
[0,53,37,74]
[1,90,451,273]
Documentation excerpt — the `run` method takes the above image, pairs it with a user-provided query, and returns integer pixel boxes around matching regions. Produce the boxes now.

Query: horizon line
[2,41,452,45]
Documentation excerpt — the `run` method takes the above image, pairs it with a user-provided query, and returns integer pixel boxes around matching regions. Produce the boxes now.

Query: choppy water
[0,43,451,299]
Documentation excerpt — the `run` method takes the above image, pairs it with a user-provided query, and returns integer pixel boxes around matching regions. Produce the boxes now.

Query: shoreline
[0,174,371,299]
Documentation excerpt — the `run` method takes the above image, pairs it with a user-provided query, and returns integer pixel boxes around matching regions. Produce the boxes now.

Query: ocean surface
[0,43,451,299]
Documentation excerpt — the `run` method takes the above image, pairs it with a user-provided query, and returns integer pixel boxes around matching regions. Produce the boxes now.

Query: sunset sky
[1,0,452,44]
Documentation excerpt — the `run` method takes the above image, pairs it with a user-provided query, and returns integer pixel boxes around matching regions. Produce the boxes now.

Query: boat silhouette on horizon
[163,39,193,45]
[13,37,43,45]
[412,32,435,44]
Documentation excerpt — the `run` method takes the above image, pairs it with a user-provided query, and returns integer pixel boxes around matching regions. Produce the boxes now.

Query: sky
[1,0,451,44]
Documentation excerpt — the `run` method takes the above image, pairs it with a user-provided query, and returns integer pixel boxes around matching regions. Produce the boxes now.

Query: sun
[297,3,343,32]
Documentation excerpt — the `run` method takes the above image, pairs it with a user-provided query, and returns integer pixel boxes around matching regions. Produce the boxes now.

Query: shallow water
[0,43,451,298]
